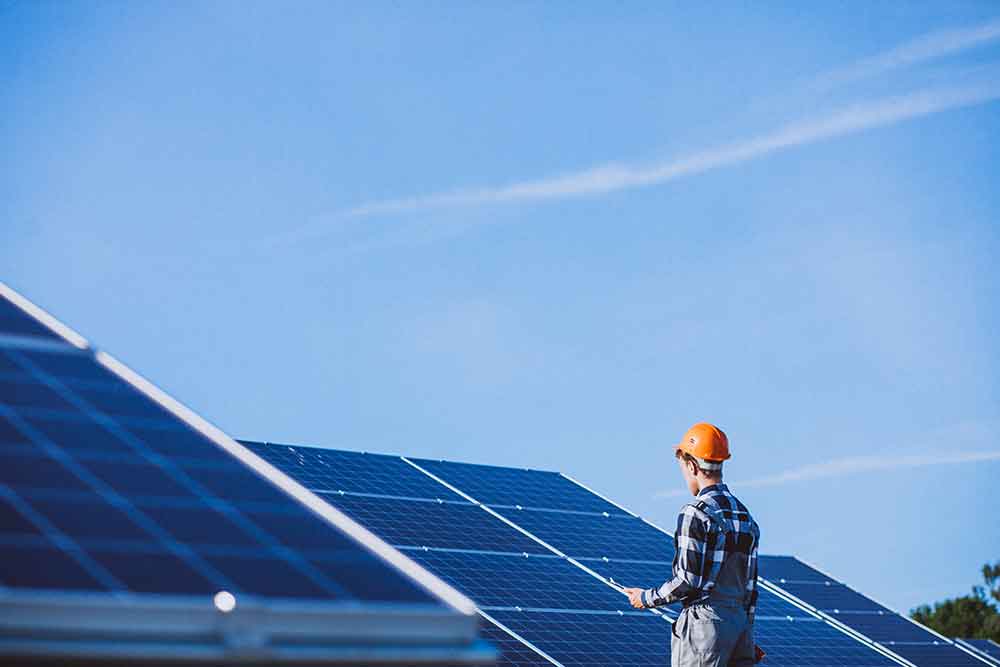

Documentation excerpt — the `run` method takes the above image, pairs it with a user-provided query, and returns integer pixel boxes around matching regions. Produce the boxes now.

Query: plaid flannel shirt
[641,483,760,614]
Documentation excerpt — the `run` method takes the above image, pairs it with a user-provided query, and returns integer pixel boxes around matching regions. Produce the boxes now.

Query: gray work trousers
[671,604,755,667]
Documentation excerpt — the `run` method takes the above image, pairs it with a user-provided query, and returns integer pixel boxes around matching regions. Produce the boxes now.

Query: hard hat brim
[674,442,731,462]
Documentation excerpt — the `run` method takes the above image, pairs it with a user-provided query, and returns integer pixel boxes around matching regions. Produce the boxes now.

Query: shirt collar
[698,483,727,497]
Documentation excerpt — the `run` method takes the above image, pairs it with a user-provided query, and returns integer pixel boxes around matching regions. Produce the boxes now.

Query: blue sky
[3,2,998,614]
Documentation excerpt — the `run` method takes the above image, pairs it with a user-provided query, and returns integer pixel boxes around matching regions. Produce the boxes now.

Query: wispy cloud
[248,20,1000,252]
[653,450,1000,498]
[333,81,1000,221]
[807,18,1000,93]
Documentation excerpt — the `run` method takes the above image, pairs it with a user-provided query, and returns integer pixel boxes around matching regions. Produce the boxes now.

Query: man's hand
[623,587,646,609]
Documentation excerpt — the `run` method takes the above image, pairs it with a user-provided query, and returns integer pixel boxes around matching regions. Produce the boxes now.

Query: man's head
[673,422,730,496]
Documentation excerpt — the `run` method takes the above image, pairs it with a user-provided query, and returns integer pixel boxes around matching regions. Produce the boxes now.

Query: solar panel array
[251,442,915,667]
[5,284,984,667]
[0,291,448,609]
[760,556,993,667]
[959,639,1000,664]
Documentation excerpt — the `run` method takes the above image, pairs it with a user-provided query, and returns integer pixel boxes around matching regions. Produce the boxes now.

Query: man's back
[686,484,760,614]
[624,423,761,666]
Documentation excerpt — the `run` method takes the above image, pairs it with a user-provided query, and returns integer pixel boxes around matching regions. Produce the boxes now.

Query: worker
[624,423,761,667]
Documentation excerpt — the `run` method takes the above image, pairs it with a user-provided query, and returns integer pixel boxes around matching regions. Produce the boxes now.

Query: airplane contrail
[652,450,1000,498]
[251,19,1000,250]
[807,18,1000,93]
[336,82,1000,221]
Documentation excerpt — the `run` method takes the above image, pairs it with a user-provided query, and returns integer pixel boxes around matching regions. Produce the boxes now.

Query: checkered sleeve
[641,504,720,608]
[747,531,759,618]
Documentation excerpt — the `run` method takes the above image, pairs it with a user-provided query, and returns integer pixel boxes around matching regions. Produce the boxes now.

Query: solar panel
[960,639,1000,663]
[3,281,971,666]
[319,493,549,554]
[759,554,833,582]
[410,457,627,515]
[774,581,888,612]
[761,556,991,667]
[752,617,900,666]
[826,611,941,642]
[0,297,64,342]
[891,644,991,667]
[243,441,464,500]
[479,621,556,666]
[255,443,938,667]
[497,506,676,562]
[254,442,654,664]
[0,289,460,609]
[405,550,635,612]
[483,609,671,667]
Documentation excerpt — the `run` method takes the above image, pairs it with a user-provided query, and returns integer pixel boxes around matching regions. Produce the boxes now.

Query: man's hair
[676,450,723,478]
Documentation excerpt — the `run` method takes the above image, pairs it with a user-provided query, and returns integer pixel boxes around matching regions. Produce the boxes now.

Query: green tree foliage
[910,561,1000,642]
[911,596,999,640]
[975,562,1000,604]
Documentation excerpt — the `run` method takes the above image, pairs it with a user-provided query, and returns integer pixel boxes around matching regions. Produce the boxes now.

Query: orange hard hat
[675,422,731,467]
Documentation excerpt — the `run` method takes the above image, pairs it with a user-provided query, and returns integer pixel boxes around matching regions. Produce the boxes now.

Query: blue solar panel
[318,493,549,554]
[753,617,901,666]
[826,611,942,643]
[1,538,109,590]
[759,556,993,667]
[405,550,634,612]
[0,297,61,341]
[964,639,1000,662]
[478,620,553,666]
[411,457,627,515]
[484,609,670,667]
[774,581,889,612]
[248,441,937,666]
[0,302,444,606]
[496,507,675,561]
[891,644,987,667]
[760,555,834,583]
[245,441,463,501]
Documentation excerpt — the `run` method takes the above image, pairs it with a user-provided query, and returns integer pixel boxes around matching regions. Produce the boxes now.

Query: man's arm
[640,504,716,608]
[746,535,759,619]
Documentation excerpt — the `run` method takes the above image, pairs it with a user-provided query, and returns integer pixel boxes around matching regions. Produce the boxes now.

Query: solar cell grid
[499,507,675,561]
[484,609,670,667]
[5,349,176,423]
[0,539,107,590]
[246,441,462,501]
[0,352,27,376]
[0,298,61,341]
[759,555,833,583]
[890,643,988,667]
[0,413,29,447]
[405,550,634,612]
[964,640,1000,662]
[826,611,940,643]
[752,617,901,666]
[128,422,234,462]
[0,340,441,606]
[776,580,889,612]
[320,492,548,554]
[69,381,176,422]
[0,375,76,412]
[21,415,146,456]
[0,447,95,493]
[410,458,627,515]
[478,620,553,666]
[14,349,117,382]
